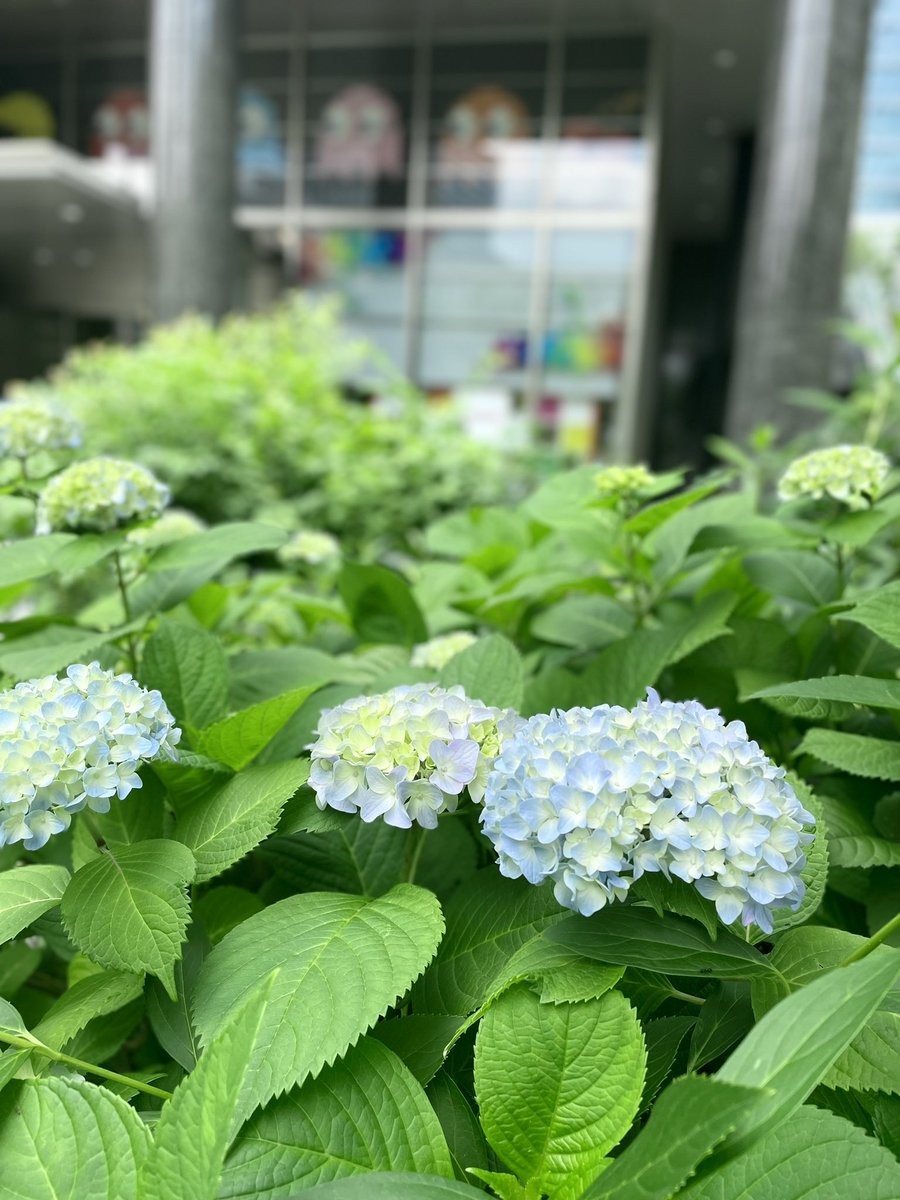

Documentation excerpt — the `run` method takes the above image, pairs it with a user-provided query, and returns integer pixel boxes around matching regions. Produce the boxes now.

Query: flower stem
[840,911,900,966]
[405,826,428,884]
[0,1029,173,1100]
[669,987,706,1007]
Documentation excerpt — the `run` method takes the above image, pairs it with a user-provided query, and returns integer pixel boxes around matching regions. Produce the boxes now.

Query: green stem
[840,911,900,966]
[112,551,138,673]
[0,1030,173,1100]
[669,987,706,1007]
[405,826,428,884]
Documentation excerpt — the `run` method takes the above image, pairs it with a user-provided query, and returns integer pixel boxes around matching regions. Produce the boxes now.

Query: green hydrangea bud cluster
[277,529,341,565]
[778,444,890,510]
[0,397,80,461]
[411,631,478,670]
[594,464,655,500]
[36,457,170,534]
[126,508,205,549]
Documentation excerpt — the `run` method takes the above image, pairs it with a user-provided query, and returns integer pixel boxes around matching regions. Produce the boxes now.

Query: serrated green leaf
[0,943,40,998]
[61,840,195,1000]
[838,581,900,650]
[830,835,900,869]
[174,759,309,882]
[71,773,167,870]
[580,1075,763,1200]
[427,1071,491,1184]
[228,647,349,707]
[751,674,900,711]
[0,624,113,680]
[194,886,264,944]
[0,864,70,946]
[530,595,634,650]
[632,874,720,940]
[140,619,230,730]
[474,986,645,1200]
[300,1174,487,1199]
[339,561,427,646]
[196,686,321,771]
[688,982,754,1072]
[371,1015,466,1086]
[146,921,209,1071]
[679,1105,900,1199]
[640,1015,697,1109]
[260,820,406,897]
[193,885,444,1121]
[0,1076,151,1200]
[221,1037,453,1198]
[439,633,524,709]
[0,533,75,586]
[32,968,144,1051]
[743,549,840,607]
[798,729,900,780]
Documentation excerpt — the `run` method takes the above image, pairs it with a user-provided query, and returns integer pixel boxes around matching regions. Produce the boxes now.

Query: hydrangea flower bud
[0,662,181,851]
[309,682,523,829]
[277,529,341,565]
[594,464,655,500]
[0,397,80,461]
[36,457,170,534]
[480,689,813,933]
[125,507,205,549]
[411,631,478,671]
[778,444,890,510]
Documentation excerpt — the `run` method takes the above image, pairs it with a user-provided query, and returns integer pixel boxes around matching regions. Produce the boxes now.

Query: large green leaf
[743,549,840,607]
[140,619,230,730]
[339,562,427,646]
[145,921,209,1071]
[302,1176,486,1199]
[193,885,444,1121]
[195,686,321,771]
[427,1071,491,1184]
[687,982,755,1072]
[0,1076,150,1200]
[474,986,645,1200]
[60,840,195,1000]
[750,674,900,712]
[31,969,144,1051]
[174,759,309,883]
[0,624,114,679]
[372,1015,468,1086]
[259,820,406,897]
[220,1037,453,1198]
[838,580,900,650]
[0,533,75,587]
[439,633,524,709]
[530,595,634,651]
[411,871,565,1015]
[798,728,900,781]
[0,864,70,946]
[547,907,778,980]
[580,1075,762,1200]
[679,1106,900,1199]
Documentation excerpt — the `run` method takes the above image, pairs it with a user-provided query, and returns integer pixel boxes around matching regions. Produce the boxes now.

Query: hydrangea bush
[0,407,896,1200]
[778,443,891,509]
[0,395,80,464]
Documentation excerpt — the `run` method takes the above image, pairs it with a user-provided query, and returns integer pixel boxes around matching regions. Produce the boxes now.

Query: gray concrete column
[150,0,239,321]
[725,0,874,441]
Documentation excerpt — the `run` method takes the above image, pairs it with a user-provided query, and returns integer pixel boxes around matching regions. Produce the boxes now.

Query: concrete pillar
[725,0,874,441]
[150,0,239,321]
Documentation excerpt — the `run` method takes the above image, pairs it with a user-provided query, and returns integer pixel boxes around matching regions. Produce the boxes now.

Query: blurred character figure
[237,85,285,201]
[89,90,149,157]
[0,92,55,138]
[438,85,529,176]
[313,83,404,180]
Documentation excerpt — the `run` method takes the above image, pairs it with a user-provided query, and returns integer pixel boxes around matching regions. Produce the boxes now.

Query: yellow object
[0,91,56,138]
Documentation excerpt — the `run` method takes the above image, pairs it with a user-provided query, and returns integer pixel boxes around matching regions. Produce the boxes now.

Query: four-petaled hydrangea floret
[277,529,341,565]
[594,464,655,500]
[0,662,180,851]
[35,457,170,534]
[778,444,891,510]
[411,631,478,671]
[309,682,523,830]
[480,689,814,934]
[0,397,81,462]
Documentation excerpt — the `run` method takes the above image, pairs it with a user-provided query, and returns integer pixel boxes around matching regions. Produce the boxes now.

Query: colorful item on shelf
[301,230,405,283]
[313,83,404,181]
[437,85,530,175]
[493,334,528,370]
[89,89,149,158]
[540,320,624,372]
[0,91,55,138]
[237,85,285,188]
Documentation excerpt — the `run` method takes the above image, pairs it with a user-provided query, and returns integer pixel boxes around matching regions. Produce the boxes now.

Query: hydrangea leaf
[371,1015,467,1086]
[750,674,900,711]
[640,1015,697,1109]
[174,759,309,882]
[220,1038,453,1198]
[193,884,444,1122]
[837,580,900,649]
[140,619,230,730]
[339,561,428,646]
[0,1076,151,1200]
[194,886,264,944]
[0,533,76,587]
[797,728,900,781]
[61,840,195,1000]
[146,921,209,1071]
[294,1175,487,1199]
[427,1071,491,1184]
[439,633,524,709]
[474,986,646,1200]
[580,1075,763,1200]
[195,686,321,771]
[259,820,407,897]
[687,982,755,1072]
[31,968,144,1051]
[678,1106,900,1200]
[0,863,70,946]
[0,624,114,680]
[743,550,840,607]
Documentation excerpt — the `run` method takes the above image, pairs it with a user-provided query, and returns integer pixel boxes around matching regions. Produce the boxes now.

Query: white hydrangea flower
[0,662,181,851]
[778,444,890,510]
[480,689,814,934]
[594,464,655,500]
[0,397,80,461]
[36,457,170,534]
[126,508,205,549]
[309,682,523,830]
[411,631,478,671]
[277,529,341,565]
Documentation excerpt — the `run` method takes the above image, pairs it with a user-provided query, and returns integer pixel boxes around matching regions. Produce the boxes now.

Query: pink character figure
[313,83,404,181]
[89,90,149,158]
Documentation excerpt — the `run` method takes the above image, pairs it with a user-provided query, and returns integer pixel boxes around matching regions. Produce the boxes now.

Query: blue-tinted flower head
[0,662,181,851]
[411,631,477,670]
[36,457,170,534]
[778,444,890,510]
[480,689,813,933]
[0,397,81,461]
[308,682,523,830]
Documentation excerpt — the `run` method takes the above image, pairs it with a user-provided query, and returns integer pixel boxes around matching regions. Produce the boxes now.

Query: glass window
[417,228,534,387]
[428,41,547,208]
[237,51,290,206]
[298,229,408,370]
[304,45,413,208]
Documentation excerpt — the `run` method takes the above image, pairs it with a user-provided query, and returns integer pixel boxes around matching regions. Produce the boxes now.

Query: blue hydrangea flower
[411,631,478,670]
[0,397,81,462]
[778,444,891,510]
[480,690,814,933]
[0,663,181,851]
[308,682,522,830]
[36,457,170,534]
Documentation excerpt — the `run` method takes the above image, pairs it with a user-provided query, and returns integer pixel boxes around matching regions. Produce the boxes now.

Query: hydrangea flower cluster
[594,464,655,500]
[309,682,523,830]
[277,529,341,565]
[0,662,180,851]
[36,457,170,534]
[126,507,205,549]
[480,690,814,933]
[411,630,478,670]
[778,444,891,510]
[0,397,81,462]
